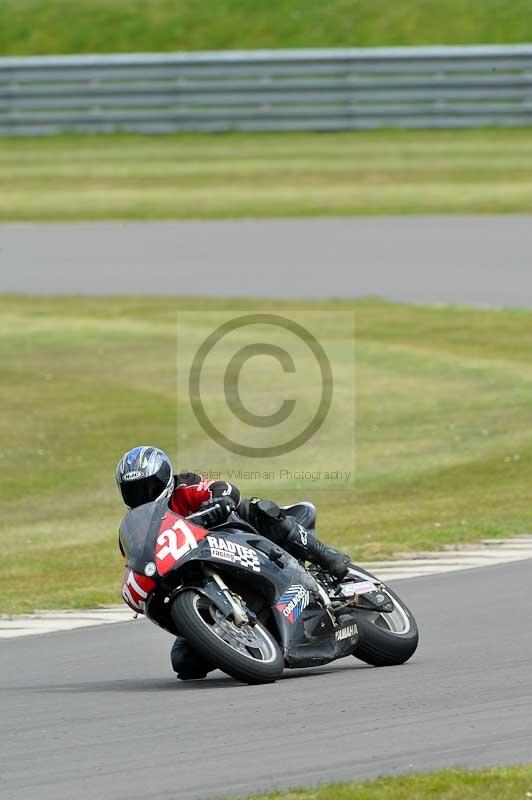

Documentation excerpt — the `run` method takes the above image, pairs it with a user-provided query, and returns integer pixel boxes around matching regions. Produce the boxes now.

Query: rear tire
[353,585,419,667]
[171,590,284,685]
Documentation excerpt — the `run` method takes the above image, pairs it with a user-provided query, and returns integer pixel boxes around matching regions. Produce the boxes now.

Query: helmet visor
[121,474,168,509]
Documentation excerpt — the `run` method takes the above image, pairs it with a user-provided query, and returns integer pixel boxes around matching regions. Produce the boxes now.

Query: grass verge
[2,0,532,55]
[2,296,532,613]
[229,766,532,800]
[2,129,532,221]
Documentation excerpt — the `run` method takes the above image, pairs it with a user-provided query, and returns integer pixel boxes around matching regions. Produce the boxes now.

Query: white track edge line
[2,536,532,638]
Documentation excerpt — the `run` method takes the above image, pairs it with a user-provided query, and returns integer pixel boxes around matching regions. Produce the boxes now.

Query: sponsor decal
[144,561,156,577]
[335,623,358,641]
[123,470,143,480]
[297,524,308,546]
[206,535,261,572]
[340,580,376,598]
[121,569,156,613]
[275,584,310,623]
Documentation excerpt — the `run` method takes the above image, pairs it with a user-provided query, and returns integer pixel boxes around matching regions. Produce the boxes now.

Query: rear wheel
[353,585,419,667]
[171,590,284,685]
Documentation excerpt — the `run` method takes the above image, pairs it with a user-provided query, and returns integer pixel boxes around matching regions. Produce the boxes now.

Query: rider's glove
[199,496,235,528]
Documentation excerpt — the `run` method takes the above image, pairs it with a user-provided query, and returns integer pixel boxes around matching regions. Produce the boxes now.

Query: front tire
[171,590,284,685]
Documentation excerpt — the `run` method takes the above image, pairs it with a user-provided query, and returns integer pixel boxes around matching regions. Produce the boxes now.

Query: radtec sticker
[207,535,261,573]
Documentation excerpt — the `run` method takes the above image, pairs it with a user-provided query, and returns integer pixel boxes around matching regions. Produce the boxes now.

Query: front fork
[203,566,249,627]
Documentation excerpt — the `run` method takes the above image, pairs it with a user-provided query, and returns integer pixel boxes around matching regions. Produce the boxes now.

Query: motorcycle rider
[116,445,351,680]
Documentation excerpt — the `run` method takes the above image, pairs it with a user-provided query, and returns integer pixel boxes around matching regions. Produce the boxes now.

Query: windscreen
[119,500,160,565]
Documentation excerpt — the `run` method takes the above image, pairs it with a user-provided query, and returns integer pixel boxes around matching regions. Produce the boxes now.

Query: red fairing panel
[155,511,210,576]
[121,568,156,614]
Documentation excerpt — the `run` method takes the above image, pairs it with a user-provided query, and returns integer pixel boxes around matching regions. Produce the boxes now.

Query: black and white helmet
[116,446,173,509]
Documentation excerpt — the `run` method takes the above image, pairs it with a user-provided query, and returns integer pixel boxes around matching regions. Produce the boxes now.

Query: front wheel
[171,590,284,685]
[353,584,419,667]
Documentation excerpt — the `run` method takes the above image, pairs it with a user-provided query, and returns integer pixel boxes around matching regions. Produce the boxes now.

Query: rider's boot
[245,498,351,581]
[170,636,213,680]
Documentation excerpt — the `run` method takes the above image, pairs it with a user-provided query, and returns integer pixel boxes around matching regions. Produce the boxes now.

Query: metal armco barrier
[1,45,532,135]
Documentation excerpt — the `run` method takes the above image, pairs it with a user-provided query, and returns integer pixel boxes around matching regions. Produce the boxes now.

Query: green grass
[3,296,532,614]
[2,0,532,55]
[2,129,532,221]
[231,766,532,800]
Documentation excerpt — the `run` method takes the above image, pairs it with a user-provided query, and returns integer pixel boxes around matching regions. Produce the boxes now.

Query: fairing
[119,500,361,667]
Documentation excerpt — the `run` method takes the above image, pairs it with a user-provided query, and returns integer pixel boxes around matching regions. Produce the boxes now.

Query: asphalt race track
[1,216,532,306]
[2,216,531,797]
[2,560,531,800]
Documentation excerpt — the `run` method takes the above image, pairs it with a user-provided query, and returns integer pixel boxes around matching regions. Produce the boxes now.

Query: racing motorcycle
[120,498,419,684]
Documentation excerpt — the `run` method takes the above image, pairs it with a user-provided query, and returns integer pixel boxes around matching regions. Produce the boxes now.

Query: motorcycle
[120,497,419,684]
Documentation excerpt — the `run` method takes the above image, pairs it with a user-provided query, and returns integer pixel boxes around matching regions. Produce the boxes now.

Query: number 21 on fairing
[156,518,198,573]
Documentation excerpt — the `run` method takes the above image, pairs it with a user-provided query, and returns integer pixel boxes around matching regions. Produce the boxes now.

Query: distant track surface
[1,216,531,306]
[1,560,531,800]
